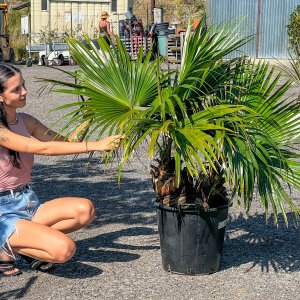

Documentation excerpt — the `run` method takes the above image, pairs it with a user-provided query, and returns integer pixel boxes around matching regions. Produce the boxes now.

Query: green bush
[8,9,27,62]
[12,37,27,62]
[287,5,300,56]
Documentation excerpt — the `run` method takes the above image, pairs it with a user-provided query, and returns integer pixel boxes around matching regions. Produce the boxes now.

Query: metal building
[28,0,134,43]
[207,0,300,58]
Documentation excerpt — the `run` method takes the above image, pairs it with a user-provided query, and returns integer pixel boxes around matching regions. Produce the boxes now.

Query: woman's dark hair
[0,63,22,168]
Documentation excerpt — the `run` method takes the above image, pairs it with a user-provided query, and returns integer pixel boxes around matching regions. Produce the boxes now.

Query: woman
[0,63,122,276]
[98,11,113,45]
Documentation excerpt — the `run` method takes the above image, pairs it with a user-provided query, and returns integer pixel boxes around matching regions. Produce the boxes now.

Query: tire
[53,58,62,66]
[10,48,15,63]
[39,55,46,66]
[58,54,64,65]
[69,56,77,65]
[26,58,33,67]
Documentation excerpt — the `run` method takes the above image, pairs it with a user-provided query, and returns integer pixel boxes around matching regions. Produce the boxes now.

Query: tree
[287,5,300,57]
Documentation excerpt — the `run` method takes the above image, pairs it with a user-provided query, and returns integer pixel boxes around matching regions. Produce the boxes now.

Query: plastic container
[156,204,229,275]
[157,35,168,56]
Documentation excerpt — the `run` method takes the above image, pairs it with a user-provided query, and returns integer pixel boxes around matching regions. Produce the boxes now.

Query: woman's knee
[52,236,76,263]
[76,198,96,225]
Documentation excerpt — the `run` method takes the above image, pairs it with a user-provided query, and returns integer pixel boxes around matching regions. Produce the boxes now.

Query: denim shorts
[0,186,41,256]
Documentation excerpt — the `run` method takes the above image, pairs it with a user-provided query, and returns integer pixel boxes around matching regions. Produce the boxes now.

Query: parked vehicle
[37,42,72,66]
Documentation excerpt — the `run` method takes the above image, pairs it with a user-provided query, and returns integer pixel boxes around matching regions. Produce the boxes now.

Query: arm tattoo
[0,127,9,143]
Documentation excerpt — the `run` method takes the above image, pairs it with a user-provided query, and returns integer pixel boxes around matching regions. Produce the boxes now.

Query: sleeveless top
[0,113,34,190]
[99,20,109,36]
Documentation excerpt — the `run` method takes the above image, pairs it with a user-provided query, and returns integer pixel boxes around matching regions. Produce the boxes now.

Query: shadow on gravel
[31,157,156,227]
[0,276,38,299]
[15,259,103,279]
[74,226,159,262]
[47,261,103,278]
[27,158,159,277]
[222,213,300,273]
[30,158,299,275]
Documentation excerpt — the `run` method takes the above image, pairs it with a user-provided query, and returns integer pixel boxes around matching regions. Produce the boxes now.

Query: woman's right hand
[89,135,124,152]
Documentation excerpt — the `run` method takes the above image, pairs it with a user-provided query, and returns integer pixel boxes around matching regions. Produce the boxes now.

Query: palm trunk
[151,159,228,208]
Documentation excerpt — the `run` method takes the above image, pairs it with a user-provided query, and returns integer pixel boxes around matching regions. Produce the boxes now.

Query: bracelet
[85,141,89,153]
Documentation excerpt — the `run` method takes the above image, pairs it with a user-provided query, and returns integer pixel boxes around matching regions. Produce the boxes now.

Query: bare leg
[32,197,96,233]
[9,220,76,263]
[9,197,95,263]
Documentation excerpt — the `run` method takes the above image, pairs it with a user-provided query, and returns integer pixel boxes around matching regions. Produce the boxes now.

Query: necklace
[9,116,18,125]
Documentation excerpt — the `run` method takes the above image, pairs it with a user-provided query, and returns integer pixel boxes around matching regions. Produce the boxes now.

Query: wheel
[26,58,33,67]
[69,56,77,65]
[52,58,62,66]
[58,54,64,65]
[39,55,46,66]
[10,48,15,63]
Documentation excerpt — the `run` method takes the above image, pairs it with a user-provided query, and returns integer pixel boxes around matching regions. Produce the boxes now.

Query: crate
[121,36,151,60]
[167,34,181,64]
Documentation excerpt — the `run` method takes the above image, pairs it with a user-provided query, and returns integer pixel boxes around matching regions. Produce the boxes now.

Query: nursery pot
[155,203,228,275]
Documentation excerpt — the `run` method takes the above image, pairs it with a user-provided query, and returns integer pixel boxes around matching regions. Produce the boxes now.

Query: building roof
[12,1,30,10]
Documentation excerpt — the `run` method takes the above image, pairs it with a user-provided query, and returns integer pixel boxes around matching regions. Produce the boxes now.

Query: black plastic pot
[155,203,228,275]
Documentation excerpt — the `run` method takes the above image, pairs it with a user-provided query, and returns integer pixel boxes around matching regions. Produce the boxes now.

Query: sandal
[0,260,22,277]
[19,254,55,272]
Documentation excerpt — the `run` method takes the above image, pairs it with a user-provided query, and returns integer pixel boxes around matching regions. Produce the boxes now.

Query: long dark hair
[0,63,22,168]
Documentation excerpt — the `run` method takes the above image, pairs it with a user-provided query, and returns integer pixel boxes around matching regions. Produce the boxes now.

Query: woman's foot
[20,254,55,272]
[0,261,22,277]
[30,259,55,271]
[0,252,22,277]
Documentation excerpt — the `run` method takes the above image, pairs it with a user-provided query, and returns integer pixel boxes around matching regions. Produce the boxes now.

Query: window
[111,0,117,12]
[41,0,48,11]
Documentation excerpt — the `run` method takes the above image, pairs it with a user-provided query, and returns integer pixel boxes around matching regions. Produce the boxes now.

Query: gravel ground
[0,64,299,300]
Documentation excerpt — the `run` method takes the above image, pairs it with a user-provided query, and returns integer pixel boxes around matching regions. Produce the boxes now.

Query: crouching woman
[0,63,122,276]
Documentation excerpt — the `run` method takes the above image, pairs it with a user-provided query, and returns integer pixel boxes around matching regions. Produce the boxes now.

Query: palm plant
[275,49,300,99]
[45,18,300,225]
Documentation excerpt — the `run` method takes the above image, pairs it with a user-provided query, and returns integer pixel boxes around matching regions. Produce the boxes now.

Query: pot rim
[154,202,229,213]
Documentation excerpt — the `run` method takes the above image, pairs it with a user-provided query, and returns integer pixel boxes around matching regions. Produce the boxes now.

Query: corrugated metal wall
[207,0,300,58]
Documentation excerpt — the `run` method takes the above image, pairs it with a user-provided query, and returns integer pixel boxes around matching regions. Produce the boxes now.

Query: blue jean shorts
[0,186,41,256]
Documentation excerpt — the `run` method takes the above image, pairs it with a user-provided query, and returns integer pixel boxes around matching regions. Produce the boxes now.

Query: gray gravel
[0,64,299,300]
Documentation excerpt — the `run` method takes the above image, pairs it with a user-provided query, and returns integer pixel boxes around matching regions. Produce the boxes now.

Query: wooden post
[150,0,155,23]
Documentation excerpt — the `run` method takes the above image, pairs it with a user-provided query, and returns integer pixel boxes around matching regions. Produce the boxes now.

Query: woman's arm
[0,125,121,155]
[23,113,90,142]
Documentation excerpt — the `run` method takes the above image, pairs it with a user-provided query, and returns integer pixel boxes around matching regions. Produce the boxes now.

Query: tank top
[0,113,34,190]
[99,20,109,36]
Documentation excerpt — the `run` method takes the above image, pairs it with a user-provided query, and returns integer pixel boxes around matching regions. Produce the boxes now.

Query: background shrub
[287,5,300,56]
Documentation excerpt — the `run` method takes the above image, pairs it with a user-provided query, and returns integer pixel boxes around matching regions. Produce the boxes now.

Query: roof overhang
[12,2,30,10]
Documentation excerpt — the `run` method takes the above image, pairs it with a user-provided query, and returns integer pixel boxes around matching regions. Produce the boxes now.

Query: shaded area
[75,227,160,259]
[222,212,300,273]
[0,276,38,300]
[43,261,103,279]
[29,157,300,275]
[31,157,156,227]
